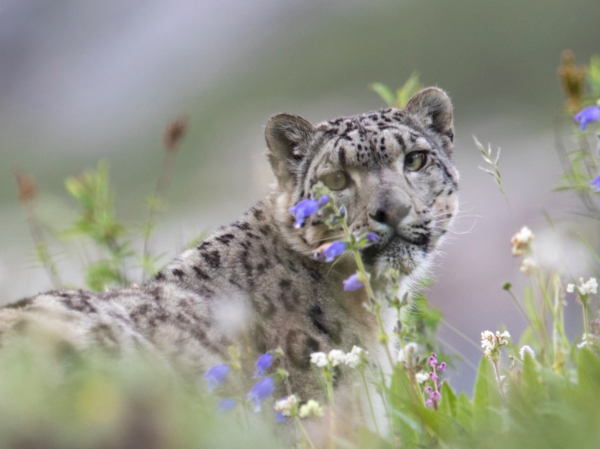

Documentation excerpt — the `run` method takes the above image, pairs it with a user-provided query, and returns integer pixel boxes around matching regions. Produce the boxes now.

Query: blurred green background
[1,0,599,392]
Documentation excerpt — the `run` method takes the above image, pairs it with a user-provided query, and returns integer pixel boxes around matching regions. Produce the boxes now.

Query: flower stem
[326,376,336,449]
[294,417,317,449]
[536,274,570,363]
[582,295,590,348]
[373,305,394,368]
[376,367,400,447]
[491,360,506,402]
[141,117,186,282]
[330,200,395,368]
[504,286,536,332]
[17,184,62,288]
[360,371,381,437]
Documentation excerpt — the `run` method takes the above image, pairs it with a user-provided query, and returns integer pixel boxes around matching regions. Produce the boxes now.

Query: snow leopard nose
[369,203,412,230]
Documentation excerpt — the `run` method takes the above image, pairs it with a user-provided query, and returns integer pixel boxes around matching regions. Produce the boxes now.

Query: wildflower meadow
[3,52,600,449]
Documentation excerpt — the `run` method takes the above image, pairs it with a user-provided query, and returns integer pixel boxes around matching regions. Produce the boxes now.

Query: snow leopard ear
[405,87,454,147]
[265,113,315,184]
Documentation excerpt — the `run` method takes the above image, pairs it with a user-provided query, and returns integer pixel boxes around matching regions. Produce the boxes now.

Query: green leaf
[64,177,83,199]
[577,348,600,399]
[455,392,473,434]
[521,353,543,400]
[439,381,457,417]
[396,72,423,108]
[589,55,600,96]
[391,408,422,437]
[388,366,422,448]
[473,358,501,411]
[472,357,502,434]
[85,260,121,291]
[369,83,396,107]
[356,427,394,449]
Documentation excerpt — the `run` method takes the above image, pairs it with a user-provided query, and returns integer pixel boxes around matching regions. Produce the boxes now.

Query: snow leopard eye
[404,151,428,172]
[321,171,348,191]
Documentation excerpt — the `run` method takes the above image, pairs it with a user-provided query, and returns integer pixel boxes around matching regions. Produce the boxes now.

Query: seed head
[558,50,587,112]
[14,170,37,202]
[163,116,188,152]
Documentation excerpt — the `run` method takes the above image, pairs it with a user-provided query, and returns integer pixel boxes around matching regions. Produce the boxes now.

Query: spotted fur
[0,88,459,405]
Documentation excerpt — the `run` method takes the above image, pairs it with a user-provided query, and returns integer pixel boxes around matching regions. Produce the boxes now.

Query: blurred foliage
[588,56,600,97]
[16,119,191,292]
[370,72,424,109]
[63,161,133,290]
[0,336,280,449]
[555,53,600,219]
[382,350,600,449]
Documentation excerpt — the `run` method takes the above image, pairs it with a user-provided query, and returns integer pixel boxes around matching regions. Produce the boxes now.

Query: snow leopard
[0,87,458,406]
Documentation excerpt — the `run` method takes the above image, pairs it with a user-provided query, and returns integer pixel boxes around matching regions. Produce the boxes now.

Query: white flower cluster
[310,352,328,368]
[415,372,430,384]
[481,330,510,361]
[343,346,365,368]
[519,257,537,276]
[310,346,366,369]
[510,226,534,256]
[274,395,297,417]
[299,399,325,418]
[328,349,346,367]
[566,277,598,295]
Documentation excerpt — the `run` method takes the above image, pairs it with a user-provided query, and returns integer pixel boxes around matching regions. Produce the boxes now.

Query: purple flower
[366,232,380,243]
[424,386,432,394]
[430,372,439,383]
[425,389,441,409]
[323,241,347,262]
[574,105,600,131]
[217,398,236,413]
[438,362,446,372]
[429,353,438,368]
[247,377,275,412]
[343,273,364,291]
[289,199,319,229]
[591,174,600,192]
[276,411,286,423]
[254,353,274,378]
[203,364,230,391]
[318,195,330,206]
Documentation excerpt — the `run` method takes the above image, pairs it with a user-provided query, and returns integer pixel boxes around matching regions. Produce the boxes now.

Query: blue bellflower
[247,377,275,412]
[254,353,274,378]
[217,398,236,413]
[591,174,600,192]
[323,241,347,262]
[289,199,320,228]
[366,232,380,243]
[343,273,364,291]
[574,105,600,131]
[203,364,230,391]
[318,195,331,206]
